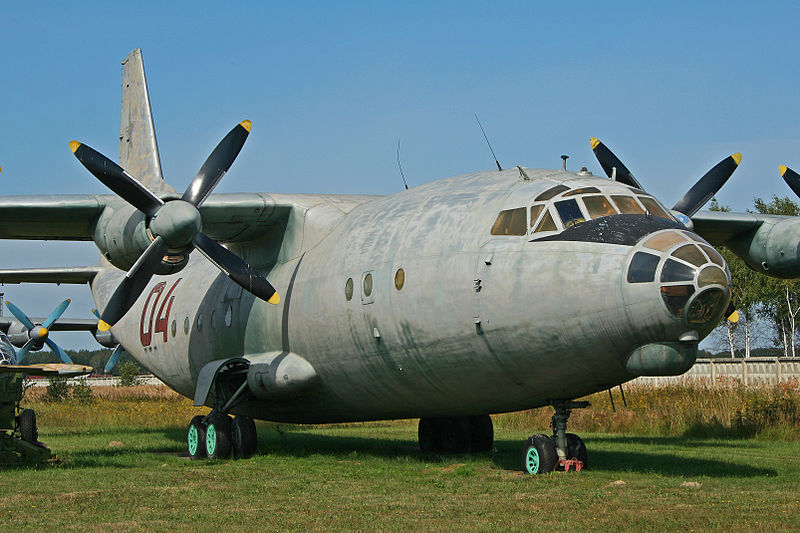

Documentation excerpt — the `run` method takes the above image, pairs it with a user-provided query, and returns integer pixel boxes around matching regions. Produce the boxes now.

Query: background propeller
[5,299,73,363]
[71,120,280,331]
[590,137,741,217]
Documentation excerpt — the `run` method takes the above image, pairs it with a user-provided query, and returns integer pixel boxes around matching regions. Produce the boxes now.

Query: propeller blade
[42,299,71,329]
[779,165,800,198]
[181,120,251,207]
[45,338,73,364]
[193,232,280,304]
[5,300,35,330]
[590,137,643,189]
[16,339,36,363]
[99,236,169,331]
[672,153,742,217]
[70,141,164,217]
[104,345,124,374]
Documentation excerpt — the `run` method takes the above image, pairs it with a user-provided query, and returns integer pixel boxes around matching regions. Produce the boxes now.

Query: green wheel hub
[206,423,217,455]
[187,425,199,456]
[525,447,540,474]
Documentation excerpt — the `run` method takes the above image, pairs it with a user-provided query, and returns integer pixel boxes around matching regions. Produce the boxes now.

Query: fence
[634,357,800,386]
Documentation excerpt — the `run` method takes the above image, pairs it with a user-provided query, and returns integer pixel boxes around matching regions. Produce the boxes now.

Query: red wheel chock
[556,458,583,472]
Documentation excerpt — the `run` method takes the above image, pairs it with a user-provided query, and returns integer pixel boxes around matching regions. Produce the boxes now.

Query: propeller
[590,137,741,217]
[92,308,126,373]
[70,120,280,331]
[779,165,800,198]
[4,299,73,363]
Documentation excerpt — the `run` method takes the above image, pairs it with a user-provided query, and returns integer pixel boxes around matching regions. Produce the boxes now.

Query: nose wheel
[522,400,589,474]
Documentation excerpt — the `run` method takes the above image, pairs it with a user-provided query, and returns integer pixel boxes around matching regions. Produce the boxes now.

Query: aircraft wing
[0,363,92,377]
[0,316,98,333]
[0,193,378,243]
[690,210,768,245]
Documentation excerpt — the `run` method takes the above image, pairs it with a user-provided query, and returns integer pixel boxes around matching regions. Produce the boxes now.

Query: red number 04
[140,278,182,346]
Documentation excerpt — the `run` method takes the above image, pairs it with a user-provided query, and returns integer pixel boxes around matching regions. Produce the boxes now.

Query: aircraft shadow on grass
[157,428,776,478]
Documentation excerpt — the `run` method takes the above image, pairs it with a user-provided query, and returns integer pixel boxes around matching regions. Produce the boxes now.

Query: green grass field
[1,385,799,532]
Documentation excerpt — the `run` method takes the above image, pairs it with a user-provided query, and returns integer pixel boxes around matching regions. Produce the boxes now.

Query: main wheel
[232,416,257,459]
[187,415,207,460]
[566,433,588,469]
[468,415,493,452]
[418,418,441,453]
[522,434,558,474]
[18,409,37,443]
[205,414,232,459]
[439,417,471,454]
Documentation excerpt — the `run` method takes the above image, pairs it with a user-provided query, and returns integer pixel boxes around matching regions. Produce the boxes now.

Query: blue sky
[1,2,800,349]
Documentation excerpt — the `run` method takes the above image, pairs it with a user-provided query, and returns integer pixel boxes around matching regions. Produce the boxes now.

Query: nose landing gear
[522,400,589,474]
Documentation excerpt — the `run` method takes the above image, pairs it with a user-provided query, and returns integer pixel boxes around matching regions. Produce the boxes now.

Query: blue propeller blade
[45,338,72,364]
[15,339,35,363]
[42,299,71,329]
[104,345,124,373]
[5,301,35,330]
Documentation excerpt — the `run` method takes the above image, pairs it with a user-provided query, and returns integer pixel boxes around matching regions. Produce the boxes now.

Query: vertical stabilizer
[120,49,173,193]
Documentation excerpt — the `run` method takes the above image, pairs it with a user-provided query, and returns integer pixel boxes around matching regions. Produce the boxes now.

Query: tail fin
[120,49,173,194]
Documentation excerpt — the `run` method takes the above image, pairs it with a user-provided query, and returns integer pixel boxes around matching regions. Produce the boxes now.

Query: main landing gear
[418,415,494,454]
[522,400,589,475]
[188,413,258,460]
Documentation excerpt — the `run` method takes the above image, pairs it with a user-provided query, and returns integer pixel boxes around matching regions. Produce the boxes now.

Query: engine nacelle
[728,217,800,279]
[94,329,118,349]
[93,204,189,275]
[5,321,39,349]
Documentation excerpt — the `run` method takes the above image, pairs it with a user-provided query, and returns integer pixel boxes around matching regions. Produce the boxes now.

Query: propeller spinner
[70,120,280,331]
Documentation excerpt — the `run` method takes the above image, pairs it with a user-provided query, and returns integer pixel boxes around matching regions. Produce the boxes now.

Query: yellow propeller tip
[267,292,281,305]
[727,310,740,323]
[731,153,742,165]
[779,165,789,176]
[97,320,112,332]
[69,140,81,153]
[240,120,252,132]
[589,137,600,149]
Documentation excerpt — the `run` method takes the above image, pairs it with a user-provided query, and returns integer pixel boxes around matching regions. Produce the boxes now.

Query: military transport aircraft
[1,49,799,473]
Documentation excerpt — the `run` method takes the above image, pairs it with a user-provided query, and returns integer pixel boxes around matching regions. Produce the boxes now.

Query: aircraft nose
[621,228,731,372]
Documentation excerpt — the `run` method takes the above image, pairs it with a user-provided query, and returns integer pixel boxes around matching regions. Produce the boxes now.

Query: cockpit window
[534,209,558,232]
[535,184,569,202]
[563,187,600,197]
[672,244,708,267]
[699,244,725,267]
[529,204,545,227]
[611,195,646,215]
[637,196,673,220]
[583,195,619,219]
[554,199,585,229]
[628,252,660,283]
[643,231,687,251]
[491,207,527,235]
[661,259,695,282]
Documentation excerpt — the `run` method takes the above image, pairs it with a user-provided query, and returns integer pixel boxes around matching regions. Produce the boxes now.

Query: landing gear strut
[522,400,589,474]
[418,415,494,454]
[187,362,258,460]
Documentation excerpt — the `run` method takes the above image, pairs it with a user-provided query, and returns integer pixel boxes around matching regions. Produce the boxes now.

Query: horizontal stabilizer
[0,266,102,284]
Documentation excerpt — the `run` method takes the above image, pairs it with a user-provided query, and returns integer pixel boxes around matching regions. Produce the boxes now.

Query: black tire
[232,416,258,459]
[468,415,493,453]
[521,434,558,475]
[439,417,471,454]
[188,415,207,460]
[205,414,232,459]
[418,417,441,453]
[18,409,37,443]
[566,433,588,469]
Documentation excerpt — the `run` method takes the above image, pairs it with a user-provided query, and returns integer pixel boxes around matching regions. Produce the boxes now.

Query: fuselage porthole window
[394,268,405,290]
[184,316,190,335]
[345,278,354,301]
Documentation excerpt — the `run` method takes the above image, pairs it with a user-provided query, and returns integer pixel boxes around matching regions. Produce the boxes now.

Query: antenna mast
[474,114,502,171]
[396,139,409,190]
